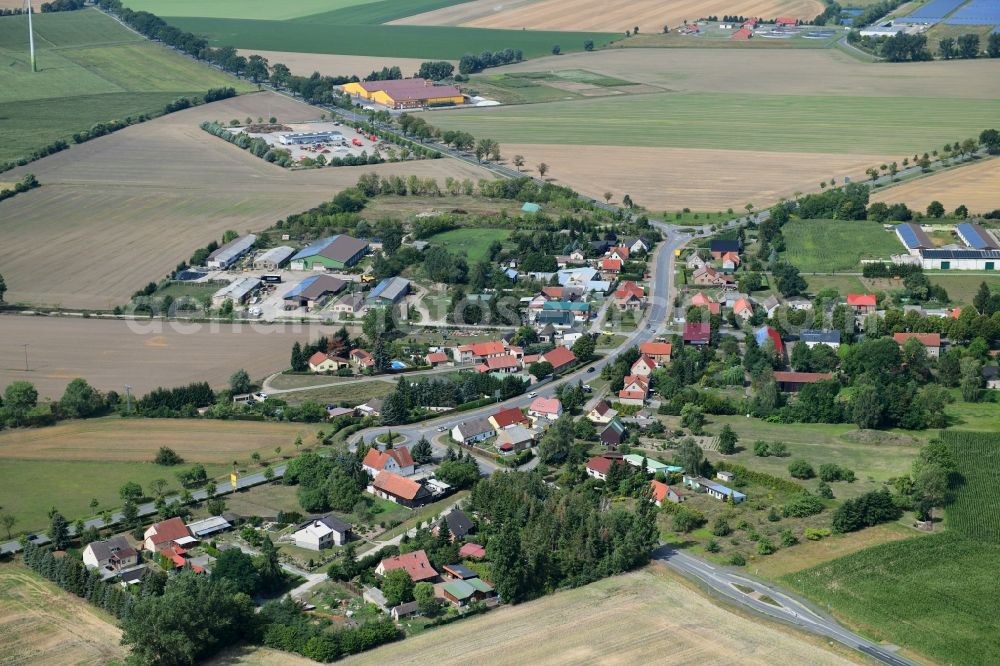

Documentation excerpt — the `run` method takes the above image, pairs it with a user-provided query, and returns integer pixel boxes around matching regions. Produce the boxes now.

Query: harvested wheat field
[209,646,318,666]
[0,565,126,666]
[871,158,1000,214]
[0,315,348,398]
[489,49,1000,99]
[0,92,493,309]
[237,50,454,78]
[0,417,318,464]
[504,144,881,210]
[395,0,824,31]
[345,565,855,665]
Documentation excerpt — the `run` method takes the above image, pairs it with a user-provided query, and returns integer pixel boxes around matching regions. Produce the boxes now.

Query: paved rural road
[655,545,916,666]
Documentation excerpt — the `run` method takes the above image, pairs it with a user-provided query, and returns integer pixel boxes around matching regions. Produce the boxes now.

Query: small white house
[82,537,138,573]
[293,515,352,550]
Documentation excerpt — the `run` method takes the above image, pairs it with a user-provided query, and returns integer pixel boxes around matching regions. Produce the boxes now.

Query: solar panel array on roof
[923,249,1000,259]
[283,275,322,299]
[956,223,998,249]
[895,224,923,249]
[291,236,339,261]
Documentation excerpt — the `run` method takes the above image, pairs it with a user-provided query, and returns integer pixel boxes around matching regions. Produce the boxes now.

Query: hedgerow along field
[783,430,1000,665]
[780,219,904,272]
[0,9,252,163]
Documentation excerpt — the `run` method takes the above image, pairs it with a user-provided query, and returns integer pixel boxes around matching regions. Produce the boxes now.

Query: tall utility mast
[26,0,37,72]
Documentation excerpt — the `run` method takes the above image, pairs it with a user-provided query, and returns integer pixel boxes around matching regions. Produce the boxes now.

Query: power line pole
[26,0,36,72]
[124,385,132,415]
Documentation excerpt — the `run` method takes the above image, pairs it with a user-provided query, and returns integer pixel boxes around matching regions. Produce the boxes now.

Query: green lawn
[429,92,1000,154]
[0,458,229,533]
[804,273,867,295]
[283,380,395,406]
[929,274,1000,307]
[782,430,1000,666]
[781,219,903,272]
[425,227,510,263]
[163,17,617,59]
[0,9,251,163]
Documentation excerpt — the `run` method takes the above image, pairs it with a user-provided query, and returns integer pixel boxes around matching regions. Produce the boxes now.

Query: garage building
[283,274,347,309]
[289,235,369,271]
[921,248,1000,270]
[253,246,295,271]
[206,234,257,270]
[279,131,343,146]
[212,276,260,307]
[366,276,411,307]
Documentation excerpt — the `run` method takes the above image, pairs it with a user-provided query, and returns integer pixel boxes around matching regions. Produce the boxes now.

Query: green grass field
[429,92,1000,154]
[781,219,903,271]
[425,227,510,263]
[0,9,251,163]
[929,274,1000,306]
[0,458,230,533]
[163,16,616,60]
[124,0,381,20]
[783,430,1000,665]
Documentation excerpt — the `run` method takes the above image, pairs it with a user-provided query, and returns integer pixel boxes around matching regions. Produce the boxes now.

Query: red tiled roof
[364,447,415,472]
[372,471,423,500]
[684,322,711,341]
[146,517,190,545]
[492,407,527,429]
[731,27,753,39]
[949,308,962,319]
[308,351,329,366]
[632,355,657,371]
[486,354,519,370]
[599,258,622,271]
[894,332,941,347]
[733,298,753,315]
[523,354,541,364]
[541,286,563,299]
[773,371,834,384]
[471,341,506,357]
[426,351,448,364]
[690,292,714,306]
[529,396,562,415]
[615,280,644,299]
[587,455,624,475]
[609,246,630,260]
[379,549,438,582]
[543,345,577,369]
[650,480,679,503]
[459,543,486,559]
[847,294,876,307]
[722,251,741,264]
[640,342,672,357]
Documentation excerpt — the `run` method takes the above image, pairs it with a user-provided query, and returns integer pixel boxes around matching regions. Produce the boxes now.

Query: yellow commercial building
[342,78,464,109]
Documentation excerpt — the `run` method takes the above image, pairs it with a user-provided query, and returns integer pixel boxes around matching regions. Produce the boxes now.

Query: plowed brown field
[0,92,492,309]
[394,0,824,30]
[871,158,1000,213]
[503,144,881,210]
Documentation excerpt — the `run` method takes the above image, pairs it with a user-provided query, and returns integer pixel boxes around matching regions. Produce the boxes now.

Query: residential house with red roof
[309,352,350,373]
[142,517,191,553]
[489,406,529,431]
[691,266,734,287]
[425,351,449,367]
[477,354,520,374]
[607,246,630,262]
[630,355,657,377]
[459,543,486,559]
[528,396,563,422]
[684,322,711,346]
[733,297,754,321]
[542,345,577,373]
[587,399,618,424]
[375,549,438,582]
[639,341,672,364]
[586,454,626,480]
[649,480,684,507]
[894,332,942,358]
[776,16,797,26]
[362,447,415,477]
[614,281,645,309]
[350,348,374,369]
[369,472,431,507]
[847,293,877,315]
[618,374,650,406]
[599,257,622,279]
[721,251,741,271]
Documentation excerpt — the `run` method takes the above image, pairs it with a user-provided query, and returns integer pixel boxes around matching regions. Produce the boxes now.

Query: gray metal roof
[213,276,260,302]
[800,330,841,344]
[186,515,232,537]
[208,234,257,264]
[319,235,369,263]
[254,246,295,266]
[368,276,410,303]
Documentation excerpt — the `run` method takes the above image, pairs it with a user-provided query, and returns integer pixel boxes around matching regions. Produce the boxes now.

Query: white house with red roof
[599,257,622,279]
[542,345,577,373]
[587,399,618,424]
[847,293,877,314]
[721,251,741,271]
[894,332,942,358]
[639,341,672,364]
[614,281,645,309]
[142,517,191,553]
[489,406,529,431]
[425,351,449,367]
[733,297,754,321]
[586,454,625,480]
[618,374,650,406]
[362,447,415,477]
[649,480,684,507]
[528,396,562,422]
[607,246,630,262]
[308,352,350,373]
[630,355,657,377]
[350,348,374,369]
[375,549,438,582]
[477,354,520,374]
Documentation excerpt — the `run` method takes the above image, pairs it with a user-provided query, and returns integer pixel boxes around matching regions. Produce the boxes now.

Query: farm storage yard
[871,157,1000,212]
[0,92,494,310]
[345,566,855,665]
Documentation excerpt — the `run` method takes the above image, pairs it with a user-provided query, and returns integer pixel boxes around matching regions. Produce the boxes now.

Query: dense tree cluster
[136,382,216,417]
[830,488,902,532]
[379,373,528,425]
[259,598,401,661]
[283,450,368,513]
[470,471,658,603]
[417,61,455,80]
[458,49,524,75]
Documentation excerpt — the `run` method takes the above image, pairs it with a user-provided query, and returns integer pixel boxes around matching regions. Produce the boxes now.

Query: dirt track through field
[0,315,350,398]
[0,92,493,309]
[393,0,825,30]
[0,567,125,666]
[237,50,455,78]
[871,158,1000,213]
[344,565,855,665]
[504,143,881,210]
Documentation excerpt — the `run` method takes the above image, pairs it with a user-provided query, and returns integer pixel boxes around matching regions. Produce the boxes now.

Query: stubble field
[236,49,452,78]
[871,157,1000,213]
[345,565,855,665]
[0,566,126,666]
[0,92,494,310]
[0,315,349,399]
[395,0,825,30]
[0,417,318,464]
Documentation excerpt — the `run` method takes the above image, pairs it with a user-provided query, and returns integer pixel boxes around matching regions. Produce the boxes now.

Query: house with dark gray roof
[82,537,138,575]
[451,417,495,445]
[436,509,474,541]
